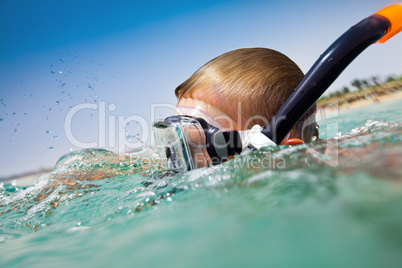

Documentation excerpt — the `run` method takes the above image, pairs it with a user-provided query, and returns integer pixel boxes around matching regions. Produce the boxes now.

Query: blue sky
[1,0,401,177]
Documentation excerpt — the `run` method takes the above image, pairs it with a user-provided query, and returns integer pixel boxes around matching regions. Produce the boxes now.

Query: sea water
[1,98,402,268]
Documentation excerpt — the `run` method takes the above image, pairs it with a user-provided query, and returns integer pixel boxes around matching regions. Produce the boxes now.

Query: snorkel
[154,4,402,171]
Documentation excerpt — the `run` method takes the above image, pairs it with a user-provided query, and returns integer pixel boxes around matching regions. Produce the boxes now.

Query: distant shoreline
[317,81,402,112]
[318,89,402,114]
[0,168,52,185]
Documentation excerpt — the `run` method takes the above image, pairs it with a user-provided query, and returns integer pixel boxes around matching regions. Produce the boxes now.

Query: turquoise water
[1,98,402,268]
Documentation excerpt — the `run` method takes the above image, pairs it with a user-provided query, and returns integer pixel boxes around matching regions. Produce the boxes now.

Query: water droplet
[53,135,58,139]
[108,104,116,111]
[56,101,60,105]
[48,147,54,150]
[50,71,56,74]
[46,130,52,134]
[14,128,17,132]
[59,58,64,63]
[0,118,3,122]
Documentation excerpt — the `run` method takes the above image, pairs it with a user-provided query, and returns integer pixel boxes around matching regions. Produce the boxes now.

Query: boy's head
[175,47,317,143]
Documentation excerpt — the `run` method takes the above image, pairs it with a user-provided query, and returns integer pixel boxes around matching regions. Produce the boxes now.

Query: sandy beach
[317,88,402,114]
[1,170,51,186]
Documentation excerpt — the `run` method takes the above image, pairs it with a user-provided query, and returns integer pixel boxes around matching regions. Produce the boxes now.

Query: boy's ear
[313,124,319,141]
[298,112,318,143]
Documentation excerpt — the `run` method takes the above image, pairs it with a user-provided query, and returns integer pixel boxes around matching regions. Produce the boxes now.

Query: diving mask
[153,115,243,171]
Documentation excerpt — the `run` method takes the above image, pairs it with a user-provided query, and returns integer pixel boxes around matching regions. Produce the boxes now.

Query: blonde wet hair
[175,48,317,142]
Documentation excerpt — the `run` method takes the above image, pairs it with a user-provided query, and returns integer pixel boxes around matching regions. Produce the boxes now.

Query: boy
[174,47,318,144]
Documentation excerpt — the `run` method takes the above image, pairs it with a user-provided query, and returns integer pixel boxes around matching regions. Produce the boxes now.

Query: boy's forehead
[176,98,227,120]
[176,97,239,130]
[182,87,234,116]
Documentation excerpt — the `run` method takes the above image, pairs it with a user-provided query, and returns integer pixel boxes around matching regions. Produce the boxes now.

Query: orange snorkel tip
[374,4,402,43]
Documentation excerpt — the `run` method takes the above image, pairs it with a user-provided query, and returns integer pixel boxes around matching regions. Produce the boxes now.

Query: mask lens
[153,118,212,171]
[181,123,211,169]
[153,121,189,170]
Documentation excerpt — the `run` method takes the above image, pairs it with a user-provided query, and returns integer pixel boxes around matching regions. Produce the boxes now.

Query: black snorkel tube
[260,5,401,145]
